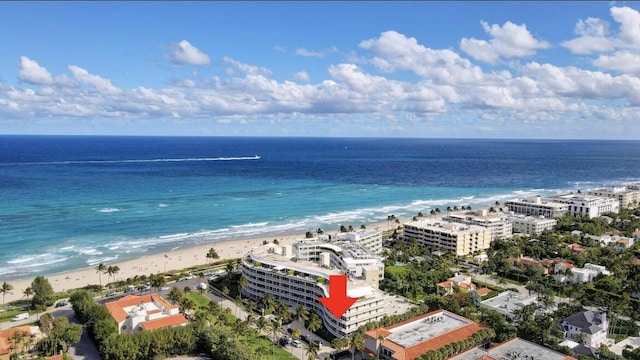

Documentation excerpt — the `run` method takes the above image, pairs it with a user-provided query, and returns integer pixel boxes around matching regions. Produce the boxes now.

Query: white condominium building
[443,209,512,241]
[509,214,557,235]
[241,238,389,338]
[402,219,491,256]
[333,229,383,254]
[586,186,640,209]
[546,194,619,218]
[505,196,568,218]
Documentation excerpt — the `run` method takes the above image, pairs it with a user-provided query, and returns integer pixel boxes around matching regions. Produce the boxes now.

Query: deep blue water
[1,136,639,280]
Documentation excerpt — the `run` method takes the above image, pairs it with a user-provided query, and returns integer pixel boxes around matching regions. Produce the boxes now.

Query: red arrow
[318,275,357,319]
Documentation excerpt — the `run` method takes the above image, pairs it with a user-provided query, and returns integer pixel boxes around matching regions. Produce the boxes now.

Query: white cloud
[459,21,550,64]
[18,56,54,84]
[222,57,272,76]
[593,50,640,74]
[562,7,640,54]
[170,40,211,66]
[293,71,310,82]
[295,46,337,58]
[68,65,121,94]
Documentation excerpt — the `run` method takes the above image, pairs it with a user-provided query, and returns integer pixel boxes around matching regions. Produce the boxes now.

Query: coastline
[1,219,397,304]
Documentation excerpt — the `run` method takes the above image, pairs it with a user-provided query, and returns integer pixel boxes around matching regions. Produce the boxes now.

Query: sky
[2,2,640,139]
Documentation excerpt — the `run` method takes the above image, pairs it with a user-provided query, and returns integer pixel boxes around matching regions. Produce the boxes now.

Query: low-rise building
[553,263,609,284]
[105,294,187,334]
[443,209,512,241]
[450,337,577,360]
[509,214,557,235]
[0,325,41,360]
[436,274,476,296]
[505,195,568,218]
[562,308,609,349]
[545,193,619,218]
[479,291,539,320]
[241,238,390,338]
[585,233,635,251]
[402,219,491,257]
[363,309,487,360]
[586,186,640,209]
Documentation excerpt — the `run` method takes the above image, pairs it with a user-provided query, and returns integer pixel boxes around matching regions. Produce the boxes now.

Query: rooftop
[480,291,538,318]
[404,219,486,234]
[451,337,576,360]
[365,310,485,360]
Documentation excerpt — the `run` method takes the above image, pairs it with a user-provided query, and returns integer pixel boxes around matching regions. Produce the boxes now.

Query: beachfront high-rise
[505,195,569,218]
[240,235,389,338]
[442,209,513,241]
[402,219,491,256]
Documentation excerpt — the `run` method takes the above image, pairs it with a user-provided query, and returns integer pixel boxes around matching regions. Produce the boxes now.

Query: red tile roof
[437,280,453,288]
[105,294,174,324]
[364,310,485,360]
[0,326,32,355]
[46,355,64,360]
[140,313,188,331]
[476,288,492,297]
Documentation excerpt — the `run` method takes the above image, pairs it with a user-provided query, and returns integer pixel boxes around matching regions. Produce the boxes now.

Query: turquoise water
[1,136,639,280]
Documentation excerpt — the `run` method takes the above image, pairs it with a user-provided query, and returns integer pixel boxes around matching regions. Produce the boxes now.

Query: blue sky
[2,2,640,139]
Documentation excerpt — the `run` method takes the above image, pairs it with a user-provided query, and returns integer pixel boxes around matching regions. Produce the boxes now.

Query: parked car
[55,300,68,307]
[330,350,351,360]
[278,337,290,346]
[291,340,301,348]
[137,285,151,291]
[105,290,117,297]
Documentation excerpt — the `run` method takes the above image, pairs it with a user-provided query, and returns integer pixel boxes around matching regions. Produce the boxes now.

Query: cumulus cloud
[293,71,310,82]
[18,56,54,84]
[593,51,640,74]
[68,65,121,94]
[223,57,272,77]
[459,21,550,64]
[170,40,211,66]
[563,7,640,54]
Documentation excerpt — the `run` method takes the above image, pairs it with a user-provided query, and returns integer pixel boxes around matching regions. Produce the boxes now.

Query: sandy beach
[2,219,399,304]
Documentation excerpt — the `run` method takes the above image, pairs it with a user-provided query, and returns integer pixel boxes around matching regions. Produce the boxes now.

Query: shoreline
[1,219,398,304]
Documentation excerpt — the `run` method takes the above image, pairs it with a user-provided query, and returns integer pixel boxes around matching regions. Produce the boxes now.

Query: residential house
[479,291,539,320]
[0,325,40,360]
[562,308,609,349]
[436,274,476,295]
[105,294,187,334]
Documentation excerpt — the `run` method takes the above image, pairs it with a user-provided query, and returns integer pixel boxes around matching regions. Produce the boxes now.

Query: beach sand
[2,219,401,304]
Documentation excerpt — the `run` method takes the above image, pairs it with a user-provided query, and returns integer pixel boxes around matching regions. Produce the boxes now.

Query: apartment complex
[403,219,491,256]
[363,310,486,360]
[587,186,640,209]
[547,193,619,218]
[241,238,389,338]
[505,196,568,218]
[443,209,512,241]
[509,214,557,235]
[105,294,187,334]
[332,228,383,254]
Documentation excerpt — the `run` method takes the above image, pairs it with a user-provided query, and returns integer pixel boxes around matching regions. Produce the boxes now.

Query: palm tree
[106,265,120,285]
[262,293,276,315]
[255,316,268,334]
[348,333,365,360]
[306,340,320,360]
[306,313,322,334]
[270,317,283,360]
[377,335,386,357]
[95,263,107,288]
[22,287,34,303]
[1,282,13,305]
[226,260,235,286]
[206,247,219,264]
[238,275,249,296]
[295,304,309,327]
[149,273,166,293]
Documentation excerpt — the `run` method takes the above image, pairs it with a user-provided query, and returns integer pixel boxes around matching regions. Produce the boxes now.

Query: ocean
[1,136,639,280]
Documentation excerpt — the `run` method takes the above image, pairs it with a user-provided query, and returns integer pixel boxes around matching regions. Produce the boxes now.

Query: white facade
[403,219,491,256]
[105,294,186,334]
[505,196,568,218]
[545,194,619,218]
[562,309,609,349]
[443,209,512,241]
[241,239,389,338]
[586,186,640,209]
[333,229,383,254]
[554,263,609,284]
[509,214,557,235]
[585,234,634,251]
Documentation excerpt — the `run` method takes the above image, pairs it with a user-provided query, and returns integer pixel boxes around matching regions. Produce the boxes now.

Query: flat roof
[480,291,537,317]
[386,311,470,348]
